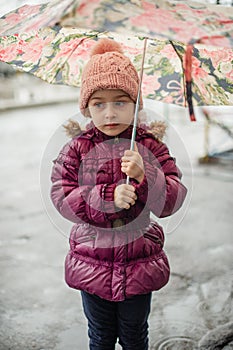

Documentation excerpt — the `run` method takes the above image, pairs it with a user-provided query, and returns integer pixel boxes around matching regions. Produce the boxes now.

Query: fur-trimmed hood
[63,117,166,142]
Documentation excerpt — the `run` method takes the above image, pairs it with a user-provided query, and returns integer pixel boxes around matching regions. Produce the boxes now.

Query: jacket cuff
[101,183,116,212]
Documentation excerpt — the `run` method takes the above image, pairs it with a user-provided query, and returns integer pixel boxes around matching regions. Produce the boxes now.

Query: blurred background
[0,1,233,349]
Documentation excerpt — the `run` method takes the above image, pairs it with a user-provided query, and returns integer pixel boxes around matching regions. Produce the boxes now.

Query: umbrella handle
[126,38,147,185]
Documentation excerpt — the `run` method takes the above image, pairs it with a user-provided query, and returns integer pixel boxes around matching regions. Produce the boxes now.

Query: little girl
[51,38,187,350]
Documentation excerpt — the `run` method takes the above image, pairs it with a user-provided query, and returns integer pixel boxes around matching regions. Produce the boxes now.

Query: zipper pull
[114,136,119,144]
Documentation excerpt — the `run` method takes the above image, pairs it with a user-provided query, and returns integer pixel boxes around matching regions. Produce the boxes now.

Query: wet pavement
[0,93,233,349]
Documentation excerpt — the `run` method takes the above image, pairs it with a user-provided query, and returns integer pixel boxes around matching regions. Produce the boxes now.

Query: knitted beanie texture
[79,38,143,114]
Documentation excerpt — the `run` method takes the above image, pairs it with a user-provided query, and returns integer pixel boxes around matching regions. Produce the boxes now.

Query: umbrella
[0,0,233,121]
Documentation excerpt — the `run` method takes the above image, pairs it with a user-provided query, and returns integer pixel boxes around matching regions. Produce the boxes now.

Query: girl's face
[87,89,135,136]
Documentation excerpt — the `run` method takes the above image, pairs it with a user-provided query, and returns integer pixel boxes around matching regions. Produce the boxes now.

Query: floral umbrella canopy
[0,0,233,120]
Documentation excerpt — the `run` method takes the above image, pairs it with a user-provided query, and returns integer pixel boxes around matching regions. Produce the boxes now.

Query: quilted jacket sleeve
[133,137,187,218]
[50,140,120,225]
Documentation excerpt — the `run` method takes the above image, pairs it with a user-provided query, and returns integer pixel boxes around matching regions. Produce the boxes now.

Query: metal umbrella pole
[126,38,147,185]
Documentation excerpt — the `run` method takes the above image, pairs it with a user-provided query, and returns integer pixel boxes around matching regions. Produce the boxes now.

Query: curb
[0,97,77,111]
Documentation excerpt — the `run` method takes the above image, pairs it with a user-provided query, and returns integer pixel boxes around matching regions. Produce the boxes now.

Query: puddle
[152,336,197,350]
[149,319,207,350]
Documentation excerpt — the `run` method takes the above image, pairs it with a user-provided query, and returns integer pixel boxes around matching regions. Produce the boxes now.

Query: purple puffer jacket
[51,125,187,301]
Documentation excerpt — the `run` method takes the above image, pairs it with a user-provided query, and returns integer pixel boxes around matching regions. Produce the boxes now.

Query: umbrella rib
[53,35,96,81]
[169,40,186,106]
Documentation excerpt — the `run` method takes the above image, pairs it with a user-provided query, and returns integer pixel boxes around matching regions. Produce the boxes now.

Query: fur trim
[148,121,166,142]
[63,118,166,141]
[63,119,82,138]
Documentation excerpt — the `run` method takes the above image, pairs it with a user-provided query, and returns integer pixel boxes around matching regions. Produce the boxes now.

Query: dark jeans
[81,291,152,350]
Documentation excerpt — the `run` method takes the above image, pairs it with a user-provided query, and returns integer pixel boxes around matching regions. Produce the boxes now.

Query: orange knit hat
[79,38,143,115]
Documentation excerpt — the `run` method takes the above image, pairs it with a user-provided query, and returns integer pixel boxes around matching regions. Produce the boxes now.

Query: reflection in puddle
[149,319,207,350]
[152,336,196,350]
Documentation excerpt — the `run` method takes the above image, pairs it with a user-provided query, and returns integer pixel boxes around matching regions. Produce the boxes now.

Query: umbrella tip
[91,38,123,56]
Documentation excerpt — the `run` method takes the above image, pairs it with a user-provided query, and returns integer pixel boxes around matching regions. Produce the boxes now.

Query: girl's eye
[94,103,105,108]
[114,101,125,107]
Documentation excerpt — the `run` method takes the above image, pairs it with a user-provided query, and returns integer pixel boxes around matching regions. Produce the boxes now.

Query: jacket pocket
[70,225,96,250]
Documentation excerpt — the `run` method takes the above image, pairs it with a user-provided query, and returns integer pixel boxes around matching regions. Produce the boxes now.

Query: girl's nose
[105,102,117,120]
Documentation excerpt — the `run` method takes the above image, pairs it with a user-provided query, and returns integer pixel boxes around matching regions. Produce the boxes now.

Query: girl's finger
[123,150,134,157]
[125,190,137,199]
[121,160,129,166]
[124,196,136,206]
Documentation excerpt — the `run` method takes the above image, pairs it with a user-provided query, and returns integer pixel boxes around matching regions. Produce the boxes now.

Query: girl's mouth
[105,123,119,128]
